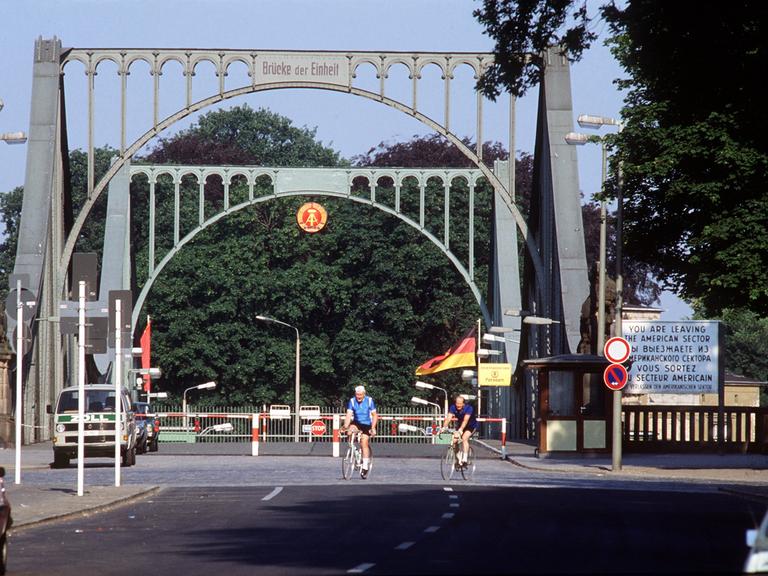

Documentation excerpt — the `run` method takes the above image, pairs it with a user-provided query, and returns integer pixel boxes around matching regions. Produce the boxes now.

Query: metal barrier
[151,406,507,458]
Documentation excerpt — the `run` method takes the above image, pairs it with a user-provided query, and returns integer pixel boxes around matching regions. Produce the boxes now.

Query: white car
[745,509,768,573]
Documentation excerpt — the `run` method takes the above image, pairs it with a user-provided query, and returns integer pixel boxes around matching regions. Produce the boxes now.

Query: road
[7,452,765,574]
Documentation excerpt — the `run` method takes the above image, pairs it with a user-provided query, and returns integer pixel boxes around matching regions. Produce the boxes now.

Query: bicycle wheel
[441,445,457,480]
[460,446,476,480]
[342,447,355,479]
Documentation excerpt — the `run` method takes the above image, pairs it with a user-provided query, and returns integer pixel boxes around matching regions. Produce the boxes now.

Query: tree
[474,0,596,99]
[132,107,503,407]
[475,0,768,317]
[603,2,768,316]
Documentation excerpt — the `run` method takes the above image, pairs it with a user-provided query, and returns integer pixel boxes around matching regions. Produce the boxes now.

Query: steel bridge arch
[128,184,492,333]
[58,81,544,309]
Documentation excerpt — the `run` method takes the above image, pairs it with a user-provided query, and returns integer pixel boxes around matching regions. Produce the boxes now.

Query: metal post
[597,143,607,354]
[14,279,22,485]
[114,299,122,486]
[294,329,300,443]
[612,141,624,472]
[77,281,86,496]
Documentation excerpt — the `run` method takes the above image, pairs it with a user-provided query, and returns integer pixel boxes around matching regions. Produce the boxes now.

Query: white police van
[48,384,138,468]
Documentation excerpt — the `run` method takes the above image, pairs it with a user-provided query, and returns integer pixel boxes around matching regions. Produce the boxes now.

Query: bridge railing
[622,405,768,453]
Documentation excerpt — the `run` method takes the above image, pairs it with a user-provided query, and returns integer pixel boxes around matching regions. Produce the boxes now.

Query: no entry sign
[604,336,631,364]
[604,363,628,391]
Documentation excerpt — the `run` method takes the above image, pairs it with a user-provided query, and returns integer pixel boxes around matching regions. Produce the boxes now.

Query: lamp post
[565,129,609,354]
[568,113,624,471]
[415,381,448,415]
[256,314,301,442]
[182,381,216,430]
[411,396,441,442]
[128,367,162,402]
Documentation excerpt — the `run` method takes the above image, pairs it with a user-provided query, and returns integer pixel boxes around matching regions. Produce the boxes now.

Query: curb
[10,486,162,533]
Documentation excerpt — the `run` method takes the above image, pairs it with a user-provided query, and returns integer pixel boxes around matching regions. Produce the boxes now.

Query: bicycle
[397,423,475,481]
[440,428,475,481]
[341,430,373,479]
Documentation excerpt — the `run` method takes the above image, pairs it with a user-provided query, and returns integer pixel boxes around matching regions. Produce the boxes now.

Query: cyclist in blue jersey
[442,395,477,469]
[341,385,378,479]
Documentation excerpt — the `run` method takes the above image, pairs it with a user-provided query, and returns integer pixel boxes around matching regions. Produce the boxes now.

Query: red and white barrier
[251,413,259,456]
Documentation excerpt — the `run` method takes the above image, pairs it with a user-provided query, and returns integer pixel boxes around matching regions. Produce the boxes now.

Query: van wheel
[149,439,159,453]
[52,452,69,469]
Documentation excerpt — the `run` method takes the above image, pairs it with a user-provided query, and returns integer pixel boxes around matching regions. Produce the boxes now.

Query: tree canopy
[476,0,768,318]
[128,105,507,407]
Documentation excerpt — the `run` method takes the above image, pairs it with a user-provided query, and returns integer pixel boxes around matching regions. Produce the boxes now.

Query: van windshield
[57,390,118,413]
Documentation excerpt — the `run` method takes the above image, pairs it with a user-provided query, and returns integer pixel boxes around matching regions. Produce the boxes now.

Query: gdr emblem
[297,202,327,233]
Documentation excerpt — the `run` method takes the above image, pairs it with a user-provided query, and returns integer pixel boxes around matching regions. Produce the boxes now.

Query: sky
[0,0,692,319]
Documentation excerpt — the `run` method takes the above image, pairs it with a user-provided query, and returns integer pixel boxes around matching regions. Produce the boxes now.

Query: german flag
[415,326,477,375]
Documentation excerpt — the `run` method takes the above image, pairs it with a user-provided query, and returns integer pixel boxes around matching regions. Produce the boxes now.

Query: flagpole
[476,317,482,419]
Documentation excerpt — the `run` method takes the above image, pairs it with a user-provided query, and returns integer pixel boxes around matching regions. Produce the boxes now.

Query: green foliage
[128,106,499,407]
[476,0,768,317]
[0,186,23,305]
[710,308,768,406]
[473,0,597,99]
[603,2,768,315]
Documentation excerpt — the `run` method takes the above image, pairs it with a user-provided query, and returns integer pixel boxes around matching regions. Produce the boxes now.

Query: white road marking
[442,512,455,519]
[443,486,454,492]
[395,541,415,550]
[449,494,459,499]
[450,503,460,508]
[348,563,376,573]
[262,487,283,501]
[424,526,440,533]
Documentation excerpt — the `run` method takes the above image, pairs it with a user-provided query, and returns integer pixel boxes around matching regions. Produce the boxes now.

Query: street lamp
[415,381,448,415]
[0,132,27,145]
[0,99,27,144]
[570,112,625,472]
[255,314,301,442]
[411,396,441,411]
[502,309,561,325]
[411,395,441,433]
[182,381,216,430]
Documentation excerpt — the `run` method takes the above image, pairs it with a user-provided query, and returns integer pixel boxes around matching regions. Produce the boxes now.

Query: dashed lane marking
[395,541,415,550]
[442,513,455,519]
[348,563,375,573]
[262,487,283,501]
[424,526,440,533]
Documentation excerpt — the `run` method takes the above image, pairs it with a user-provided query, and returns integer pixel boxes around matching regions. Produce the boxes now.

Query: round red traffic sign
[603,363,628,391]
[310,420,326,436]
[604,336,631,364]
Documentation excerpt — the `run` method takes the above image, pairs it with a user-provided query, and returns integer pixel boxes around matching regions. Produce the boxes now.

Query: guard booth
[523,355,612,456]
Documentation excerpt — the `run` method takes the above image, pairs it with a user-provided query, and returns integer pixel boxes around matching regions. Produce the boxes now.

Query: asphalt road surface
[8,481,762,574]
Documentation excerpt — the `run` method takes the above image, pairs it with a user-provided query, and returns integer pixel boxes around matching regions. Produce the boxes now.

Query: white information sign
[623,320,719,395]
[254,54,349,86]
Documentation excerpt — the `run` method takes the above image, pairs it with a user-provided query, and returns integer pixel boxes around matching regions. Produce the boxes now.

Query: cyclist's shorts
[351,422,373,435]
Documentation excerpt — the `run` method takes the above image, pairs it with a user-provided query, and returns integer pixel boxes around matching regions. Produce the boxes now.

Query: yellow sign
[478,363,512,387]
[297,202,328,233]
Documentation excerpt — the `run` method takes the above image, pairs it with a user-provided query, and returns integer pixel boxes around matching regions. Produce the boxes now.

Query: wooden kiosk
[523,355,613,455]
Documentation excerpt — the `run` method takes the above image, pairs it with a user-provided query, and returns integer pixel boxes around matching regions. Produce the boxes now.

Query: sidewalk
[478,438,768,500]
[0,444,158,531]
